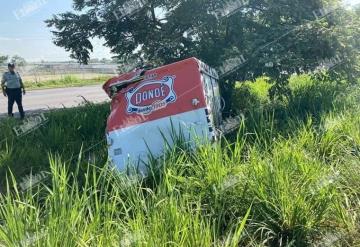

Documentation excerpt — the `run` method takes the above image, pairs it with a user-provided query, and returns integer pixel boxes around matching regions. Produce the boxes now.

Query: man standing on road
[1,63,26,119]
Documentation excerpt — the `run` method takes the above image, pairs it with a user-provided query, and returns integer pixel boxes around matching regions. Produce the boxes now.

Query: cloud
[0,37,22,41]
[0,36,112,62]
[344,0,360,6]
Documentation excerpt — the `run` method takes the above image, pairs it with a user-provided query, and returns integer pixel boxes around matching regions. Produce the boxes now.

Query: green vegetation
[0,55,26,66]
[24,75,112,90]
[0,75,359,246]
[0,55,8,65]
[46,0,359,98]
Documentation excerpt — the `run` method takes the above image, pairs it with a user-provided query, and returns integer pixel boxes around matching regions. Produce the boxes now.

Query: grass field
[0,74,359,246]
[23,74,113,90]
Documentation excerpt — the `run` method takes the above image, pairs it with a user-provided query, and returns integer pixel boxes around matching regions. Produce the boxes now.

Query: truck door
[210,76,222,127]
[202,73,222,130]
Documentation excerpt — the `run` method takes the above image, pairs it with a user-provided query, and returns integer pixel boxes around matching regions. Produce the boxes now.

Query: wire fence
[0,63,119,82]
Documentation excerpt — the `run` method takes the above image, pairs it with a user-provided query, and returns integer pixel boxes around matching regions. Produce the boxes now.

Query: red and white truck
[103,57,239,174]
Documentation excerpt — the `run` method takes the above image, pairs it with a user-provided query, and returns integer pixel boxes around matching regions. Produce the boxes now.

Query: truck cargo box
[103,57,222,174]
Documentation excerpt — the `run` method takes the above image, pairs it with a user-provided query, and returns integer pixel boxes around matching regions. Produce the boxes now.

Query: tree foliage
[46,0,359,99]
[0,55,27,66]
[0,55,8,65]
[10,55,27,66]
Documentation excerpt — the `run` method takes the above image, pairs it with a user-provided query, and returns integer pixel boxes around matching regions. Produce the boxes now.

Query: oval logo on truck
[126,76,177,115]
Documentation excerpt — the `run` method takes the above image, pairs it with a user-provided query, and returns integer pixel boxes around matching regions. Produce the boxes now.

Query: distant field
[0,63,118,90]
[23,73,114,90]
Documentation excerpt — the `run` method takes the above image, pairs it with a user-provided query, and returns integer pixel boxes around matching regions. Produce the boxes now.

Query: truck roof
[103,57,201,97]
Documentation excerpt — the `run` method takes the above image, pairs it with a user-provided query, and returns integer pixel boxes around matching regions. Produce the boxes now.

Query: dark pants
[6,88,25,118]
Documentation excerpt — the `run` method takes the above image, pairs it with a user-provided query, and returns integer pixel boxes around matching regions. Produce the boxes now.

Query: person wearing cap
[1,63,26,119]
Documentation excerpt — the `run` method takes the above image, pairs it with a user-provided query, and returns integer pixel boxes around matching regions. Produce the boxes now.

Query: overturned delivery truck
[103,57,237,173]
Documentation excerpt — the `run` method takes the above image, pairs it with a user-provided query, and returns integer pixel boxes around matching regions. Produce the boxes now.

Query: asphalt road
[0,85,110,117]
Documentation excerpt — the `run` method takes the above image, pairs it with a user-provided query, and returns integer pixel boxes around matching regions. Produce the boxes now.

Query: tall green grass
[0,102,109,192]
[0,74,359,246]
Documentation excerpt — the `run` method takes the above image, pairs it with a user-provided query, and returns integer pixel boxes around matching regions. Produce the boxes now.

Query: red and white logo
[126,76,177,115]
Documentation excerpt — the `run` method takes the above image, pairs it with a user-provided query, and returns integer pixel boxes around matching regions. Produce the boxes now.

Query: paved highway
[0,85,110,117]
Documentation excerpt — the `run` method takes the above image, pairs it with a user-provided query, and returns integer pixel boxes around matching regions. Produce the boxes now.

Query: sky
[0,0,359,62]
[0,0,112,62]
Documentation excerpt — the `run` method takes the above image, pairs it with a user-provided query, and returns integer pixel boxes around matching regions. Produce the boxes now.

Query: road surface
[0,85,110,117]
